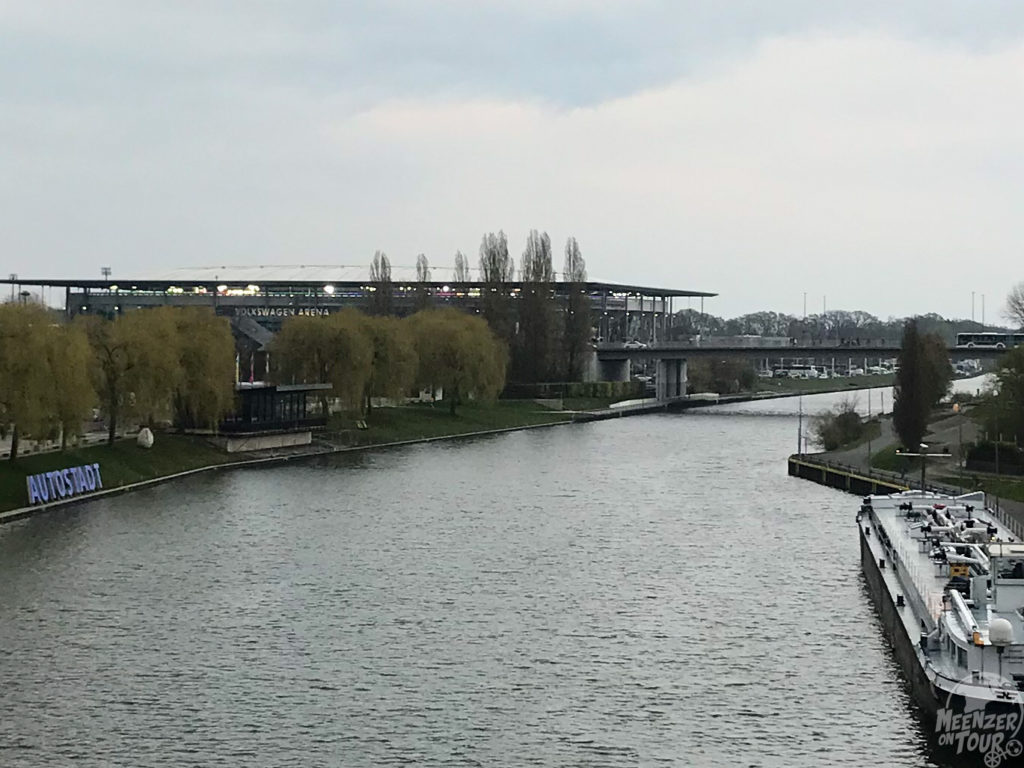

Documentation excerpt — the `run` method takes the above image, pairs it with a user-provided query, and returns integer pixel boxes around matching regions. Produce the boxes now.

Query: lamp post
[895,443,952,492]
[797,395,804,454]
[953,403,964,493]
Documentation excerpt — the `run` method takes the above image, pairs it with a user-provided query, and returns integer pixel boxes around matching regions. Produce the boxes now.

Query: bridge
[594,341,1003,361]
[590,341,999,400]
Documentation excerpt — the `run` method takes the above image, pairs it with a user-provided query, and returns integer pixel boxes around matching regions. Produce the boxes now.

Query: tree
[408,307,506,415]
[921,332,953,407]
[811,397,865,451]
[0,303,54,460]
[369,250,393,316]
[84,308,222,444]
[82,314,158,446]
[893,319,949,451]
[362,315,417,411]
[516,230,555,382]
[974,346,1024,446]
[686,358,757,394]
[170,308,236,430]
[271,310,373,412]
[1007,283,1024,329]
[119,307,181,428]
[415,253,432,310]
[479,231,515,343]
[453,250,470,283]
[46,322,96,450]
[563,237,591,381]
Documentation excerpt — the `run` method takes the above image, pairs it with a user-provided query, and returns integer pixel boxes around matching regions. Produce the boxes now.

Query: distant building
[4,266,715,348]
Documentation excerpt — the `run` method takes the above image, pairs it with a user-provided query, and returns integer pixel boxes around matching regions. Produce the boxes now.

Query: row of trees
[671,308,999,346]
[0,303,235,460]
[364,232,593,384]
[271,307,506,415]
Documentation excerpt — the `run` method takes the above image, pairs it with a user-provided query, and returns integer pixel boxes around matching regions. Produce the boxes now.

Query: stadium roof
[1,265,716,298]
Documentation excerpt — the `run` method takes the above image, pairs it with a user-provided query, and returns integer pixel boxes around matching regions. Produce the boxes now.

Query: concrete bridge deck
[594,341,999,361]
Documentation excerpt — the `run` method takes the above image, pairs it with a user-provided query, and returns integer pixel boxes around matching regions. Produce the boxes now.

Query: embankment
[788,455,910,496]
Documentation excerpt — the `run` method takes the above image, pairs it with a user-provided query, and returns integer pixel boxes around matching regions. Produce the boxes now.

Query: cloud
[317,34,1024,317]
[2,2,1024,318]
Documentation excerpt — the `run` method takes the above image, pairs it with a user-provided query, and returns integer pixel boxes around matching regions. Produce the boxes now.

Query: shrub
[812,398,865,451]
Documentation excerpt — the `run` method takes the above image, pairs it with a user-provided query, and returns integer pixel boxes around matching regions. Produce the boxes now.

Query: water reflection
[0,402,971,766]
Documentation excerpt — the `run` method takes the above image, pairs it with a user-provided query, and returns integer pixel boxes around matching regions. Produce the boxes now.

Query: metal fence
[800,454,1024,540]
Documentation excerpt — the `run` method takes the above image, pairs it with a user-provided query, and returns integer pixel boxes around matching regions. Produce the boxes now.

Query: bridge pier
[597,358,630,382]
[656,358,687,400]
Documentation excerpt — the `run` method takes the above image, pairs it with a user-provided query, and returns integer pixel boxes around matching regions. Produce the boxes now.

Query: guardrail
[796,453,1024,539]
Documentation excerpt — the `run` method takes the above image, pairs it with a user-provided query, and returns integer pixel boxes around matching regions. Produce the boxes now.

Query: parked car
[623,340,648,349]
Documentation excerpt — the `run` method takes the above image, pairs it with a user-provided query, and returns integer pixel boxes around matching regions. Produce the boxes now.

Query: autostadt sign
[25,463,103,505]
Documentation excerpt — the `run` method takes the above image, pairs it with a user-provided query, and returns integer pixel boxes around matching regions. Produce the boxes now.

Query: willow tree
[46,322,97,450]
[120,307,182,427]
[271,309,373,411]
[362,314,418,411]
[563,236,591,381]
[409,307,506,415]
[0,303,55,460]
[171,308,236,430]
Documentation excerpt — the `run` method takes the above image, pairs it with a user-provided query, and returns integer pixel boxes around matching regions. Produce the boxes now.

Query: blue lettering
[61,469,72,496]
[54,471,67,498]
[83,465,96,491]
[92,463,102,489]
[71,467,82,493]
[27,476,39,504]
[37,474,49,502]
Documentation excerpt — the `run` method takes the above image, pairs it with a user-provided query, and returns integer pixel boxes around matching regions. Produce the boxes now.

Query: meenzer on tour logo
[936,671,1024,766]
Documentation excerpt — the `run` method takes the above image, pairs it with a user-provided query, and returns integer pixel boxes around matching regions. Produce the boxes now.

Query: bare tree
[368,250,393,315]
[479,231,514,282]
[453,250,470,283]
[415,253,431,310]
[563,236,591,381]
[478,231,515,341]
[1007,282,1024,329]
[415,253,431,283]
[517,230,555,382]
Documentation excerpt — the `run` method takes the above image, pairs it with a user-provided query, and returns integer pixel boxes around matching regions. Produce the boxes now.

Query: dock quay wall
[788,455,910,496]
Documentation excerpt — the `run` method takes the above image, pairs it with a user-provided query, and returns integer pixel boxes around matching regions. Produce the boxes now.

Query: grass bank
[329,400,574,445]
[0,434,235,513]
[0,401,581,518]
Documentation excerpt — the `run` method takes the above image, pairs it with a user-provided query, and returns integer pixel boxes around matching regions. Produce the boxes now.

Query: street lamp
[953,403,964,492]
[895,443,952,492]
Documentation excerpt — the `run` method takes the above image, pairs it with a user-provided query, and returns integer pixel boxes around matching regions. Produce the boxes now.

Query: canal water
[0,384,985,767]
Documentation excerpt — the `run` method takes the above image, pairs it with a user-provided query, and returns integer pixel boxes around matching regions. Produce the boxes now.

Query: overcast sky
[3,1,1024,320]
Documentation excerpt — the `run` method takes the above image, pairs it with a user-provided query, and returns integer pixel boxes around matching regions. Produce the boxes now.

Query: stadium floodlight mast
[101,266,111,280]
[895,443,952,492]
